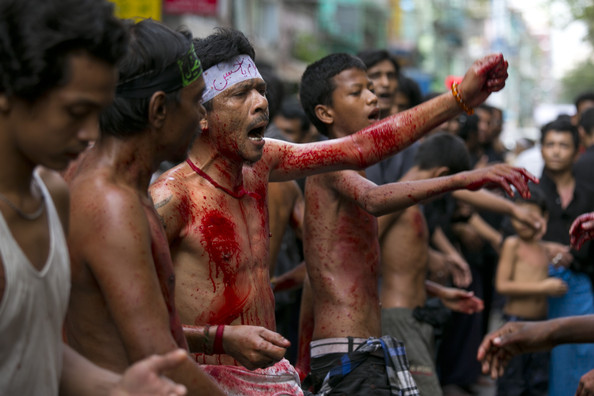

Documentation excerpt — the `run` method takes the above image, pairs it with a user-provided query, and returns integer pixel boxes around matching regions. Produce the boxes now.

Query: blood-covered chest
[189,196,269,270]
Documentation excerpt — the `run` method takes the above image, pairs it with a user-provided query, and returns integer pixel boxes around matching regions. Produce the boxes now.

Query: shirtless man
[297,53,533,394]
[64,19,224,395]
[0,1,189,395]
[378,134,484,395]
[150,27,517,394]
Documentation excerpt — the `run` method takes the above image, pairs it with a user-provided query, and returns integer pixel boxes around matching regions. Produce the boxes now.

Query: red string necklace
[186,158,260,200]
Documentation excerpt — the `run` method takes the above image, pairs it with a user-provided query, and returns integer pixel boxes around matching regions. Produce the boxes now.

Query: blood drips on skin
[198,209,249,325]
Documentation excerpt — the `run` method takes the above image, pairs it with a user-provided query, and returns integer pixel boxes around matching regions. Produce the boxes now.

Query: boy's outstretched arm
[269,54,509,182]
[328,164,536,217]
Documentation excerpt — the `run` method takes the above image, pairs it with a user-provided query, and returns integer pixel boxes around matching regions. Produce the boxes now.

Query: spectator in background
[392,75,423,114]
[356,49,400,119]
[535,117,594,396]
[357,50,420,186]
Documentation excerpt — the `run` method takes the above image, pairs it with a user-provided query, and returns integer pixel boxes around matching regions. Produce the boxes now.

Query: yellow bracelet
[451,82,474,115]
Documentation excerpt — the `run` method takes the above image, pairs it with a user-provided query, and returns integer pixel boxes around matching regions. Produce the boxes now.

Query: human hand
[111,349,188,396]
[570,212,594,250]
[542,278,568,297]
[223,325,290,370]
[477,321,553,379]
[546,242,572,268]
[512,202,545,236]
[439,287,484,314]
[458,54,509,108]
[576,369,594,396]
[461,164,538,200]
[446,252,472,288]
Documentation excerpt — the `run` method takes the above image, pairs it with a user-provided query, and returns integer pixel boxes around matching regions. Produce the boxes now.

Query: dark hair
[574,91,594,111]
[257,61,284,120]
[99,20,193,138]
[356,49,400,76]
[414,133,470,175]
[193,28,256,111]
[579,107,594,136]
[0,0,127,102]
[540,117,579,150]
[279,96,310,132]
[396,75,423,109]
[514,185,548,214]
[299,53,366,136]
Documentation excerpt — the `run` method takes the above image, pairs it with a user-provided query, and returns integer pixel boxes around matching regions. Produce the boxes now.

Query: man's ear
[314,104,334,127]
[148,91,168,129]
[199,117,208,132]
[433,166,451,178]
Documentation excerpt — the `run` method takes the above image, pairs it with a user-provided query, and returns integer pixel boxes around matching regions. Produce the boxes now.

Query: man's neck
[188,136,245,192]
[94,134,159,190]
[545,168,574,187]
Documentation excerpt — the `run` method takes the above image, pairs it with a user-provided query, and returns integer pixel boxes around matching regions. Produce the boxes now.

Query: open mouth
[368,108,380,121]
[248,126,265,142]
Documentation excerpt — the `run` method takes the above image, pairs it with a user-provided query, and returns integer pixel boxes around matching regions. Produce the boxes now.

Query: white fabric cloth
[201,358,304,396]
[0,173,70,395]
[201,54,263,103]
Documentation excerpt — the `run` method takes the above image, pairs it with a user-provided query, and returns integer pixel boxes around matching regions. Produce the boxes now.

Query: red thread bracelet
[213,325,225,354]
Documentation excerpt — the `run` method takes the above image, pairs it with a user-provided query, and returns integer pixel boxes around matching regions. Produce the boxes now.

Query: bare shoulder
[36,166,70,230]
[501,235,520,252]
[150,163,189,208]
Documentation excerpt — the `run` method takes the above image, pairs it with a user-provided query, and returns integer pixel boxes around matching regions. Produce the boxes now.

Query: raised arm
[268,54,509,182]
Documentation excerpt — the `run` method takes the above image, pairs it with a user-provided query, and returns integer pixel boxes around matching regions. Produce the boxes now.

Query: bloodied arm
[320,164,536,218]
[68,187,223,396]
[267,54,509,182]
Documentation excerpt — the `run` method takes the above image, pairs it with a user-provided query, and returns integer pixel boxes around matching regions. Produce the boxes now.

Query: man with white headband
[64,19,225,396]
[150,27,515,394]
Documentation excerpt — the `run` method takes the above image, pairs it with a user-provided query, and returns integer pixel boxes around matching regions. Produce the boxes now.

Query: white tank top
[0,173,70,395]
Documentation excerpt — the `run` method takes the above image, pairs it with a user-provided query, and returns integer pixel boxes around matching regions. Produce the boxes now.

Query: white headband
[201,54,263,103]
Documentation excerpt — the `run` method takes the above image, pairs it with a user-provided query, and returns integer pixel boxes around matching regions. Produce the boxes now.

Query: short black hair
[540,117,579,150]
[99,19,194,138]
[457,114,479,143]
[0,0,127,102]
[514,185,548,215]
[414,133,471,175]
[356,49,400,76]
[299,53,366,136]
[579,107,594,136]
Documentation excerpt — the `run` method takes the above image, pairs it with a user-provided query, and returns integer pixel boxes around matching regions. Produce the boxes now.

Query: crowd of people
[2,1,594,395]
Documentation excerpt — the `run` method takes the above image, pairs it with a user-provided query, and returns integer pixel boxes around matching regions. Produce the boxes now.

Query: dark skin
[65,74,225,396]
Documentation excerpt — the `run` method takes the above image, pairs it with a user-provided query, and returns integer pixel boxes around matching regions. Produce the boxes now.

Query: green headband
[116,43,203,99]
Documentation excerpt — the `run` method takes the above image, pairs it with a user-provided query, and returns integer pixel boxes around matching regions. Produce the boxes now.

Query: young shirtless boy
[378,133,484,396]
[494,188,567,396]
[297,53,536,395]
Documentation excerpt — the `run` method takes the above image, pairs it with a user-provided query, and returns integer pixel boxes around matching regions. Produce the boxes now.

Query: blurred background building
[111,0,594,150]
